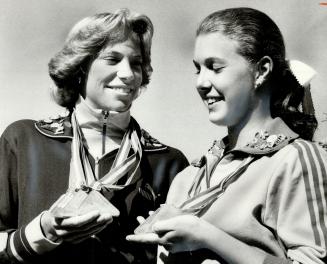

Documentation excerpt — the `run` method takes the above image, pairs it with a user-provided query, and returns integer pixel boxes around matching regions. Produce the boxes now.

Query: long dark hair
[196,7,317,140]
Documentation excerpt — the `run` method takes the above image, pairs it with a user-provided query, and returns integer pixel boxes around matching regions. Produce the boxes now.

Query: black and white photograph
[0,0,327,263]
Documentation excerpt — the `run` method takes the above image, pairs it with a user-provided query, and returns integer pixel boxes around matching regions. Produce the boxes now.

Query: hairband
[289,60,317,88]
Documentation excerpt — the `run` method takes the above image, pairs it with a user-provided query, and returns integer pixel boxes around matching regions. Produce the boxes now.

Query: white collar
[75,96,130,135]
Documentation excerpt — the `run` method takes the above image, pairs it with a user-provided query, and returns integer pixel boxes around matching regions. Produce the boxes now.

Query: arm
[128,165,288,264]
[158,142,327,264]
[0,131,61,263]
[153,142,327,264]
[128,154,308,264]
[264,141,327,264]
[0,128,114,263]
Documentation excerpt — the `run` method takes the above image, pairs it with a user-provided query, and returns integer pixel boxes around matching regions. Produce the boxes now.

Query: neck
[227,93,272,149]
[75,96,131,134]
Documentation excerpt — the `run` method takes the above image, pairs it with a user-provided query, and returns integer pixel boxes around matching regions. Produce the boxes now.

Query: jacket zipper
[102,110,109,155]
[95,110,109,179]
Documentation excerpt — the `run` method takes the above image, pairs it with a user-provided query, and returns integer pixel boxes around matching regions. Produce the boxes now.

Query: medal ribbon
[71,111,142,192]
[179,155,255,215]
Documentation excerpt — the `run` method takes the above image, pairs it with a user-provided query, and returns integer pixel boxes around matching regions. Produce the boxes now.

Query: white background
[1,0,326,160]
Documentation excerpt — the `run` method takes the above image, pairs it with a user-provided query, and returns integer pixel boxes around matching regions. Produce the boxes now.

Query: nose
[117,59,134,82]
[196,69,212,95]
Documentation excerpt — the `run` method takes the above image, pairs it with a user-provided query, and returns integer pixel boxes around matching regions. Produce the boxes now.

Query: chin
[110,103,132,112]
[209,118,224,127]
[209,116,238,128]
[208,112,225,126]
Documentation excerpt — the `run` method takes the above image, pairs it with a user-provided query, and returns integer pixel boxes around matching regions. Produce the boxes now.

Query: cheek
[135,71,143,86]
[224,84,253,117]
[224,73,253,104]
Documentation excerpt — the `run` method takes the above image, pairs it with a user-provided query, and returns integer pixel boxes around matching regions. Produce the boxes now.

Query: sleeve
[167,148,189,184]
[148,147,189,206]
[265,140,327,264]
[0,130,60,263]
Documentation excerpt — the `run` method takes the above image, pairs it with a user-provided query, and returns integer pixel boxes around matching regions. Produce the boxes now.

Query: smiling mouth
[107,86,133,94]
[206,96,224,106]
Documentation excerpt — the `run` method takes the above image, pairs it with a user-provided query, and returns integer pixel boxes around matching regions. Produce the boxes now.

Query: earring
[254,81,261,89]
[255,77,264,89]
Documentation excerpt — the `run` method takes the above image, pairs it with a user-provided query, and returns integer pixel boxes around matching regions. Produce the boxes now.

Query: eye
[103,56,121,65]
[209,63,224,74]
[193,60,200,75]
[213,67,224,73]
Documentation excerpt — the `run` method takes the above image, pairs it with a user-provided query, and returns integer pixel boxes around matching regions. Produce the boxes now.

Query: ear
[254,56,273,89]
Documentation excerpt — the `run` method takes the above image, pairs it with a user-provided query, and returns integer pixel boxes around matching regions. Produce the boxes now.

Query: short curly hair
[48,8,153,109]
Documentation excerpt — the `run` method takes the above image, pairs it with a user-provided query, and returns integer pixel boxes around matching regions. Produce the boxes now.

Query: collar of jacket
[75,96,130,135]
[218,117,299,156]
[34,113,168,152]
[192,117,299,167]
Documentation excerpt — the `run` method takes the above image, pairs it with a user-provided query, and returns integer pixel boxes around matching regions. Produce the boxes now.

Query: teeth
[111,87,132,93]
[207,98,219,104]
[206,96,223,105]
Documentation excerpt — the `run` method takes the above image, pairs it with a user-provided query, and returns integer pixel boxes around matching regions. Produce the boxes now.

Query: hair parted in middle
[48,8,154,110]
[196,7,317,140]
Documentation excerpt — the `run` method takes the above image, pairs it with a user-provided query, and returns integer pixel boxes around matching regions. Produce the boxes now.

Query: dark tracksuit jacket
[0,116,189,264]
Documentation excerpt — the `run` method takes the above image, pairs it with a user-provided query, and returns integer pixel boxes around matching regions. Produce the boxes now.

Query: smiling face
[193,32,256,128]
[83,38,143,112]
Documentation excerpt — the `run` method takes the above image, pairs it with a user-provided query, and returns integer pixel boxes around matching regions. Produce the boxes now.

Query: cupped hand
[41,209,113,244]
[127,215,211,253]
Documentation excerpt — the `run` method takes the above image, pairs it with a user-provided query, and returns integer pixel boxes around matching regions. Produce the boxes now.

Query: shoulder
[289,139,327,172]
[262,138,326,164]
[34,113,72,139]
[141,129,168,152]
[286,139,327,163]
[141,129,188,164]
[166,165,197,205]
[1,113,73,147]
[1,119,37,140]
[266,139,327,188]
[166,155,206,205]
[0,119,40,152]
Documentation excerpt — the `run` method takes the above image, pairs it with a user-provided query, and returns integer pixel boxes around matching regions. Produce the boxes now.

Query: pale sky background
[0,0,326,161]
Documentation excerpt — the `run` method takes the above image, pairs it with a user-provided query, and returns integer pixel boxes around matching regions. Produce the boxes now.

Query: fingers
[126,230,177,247]
[152,218,176,233]
[55,210,101,228]
[56,213,111,232]
[63,221,109,244]
[55,215,112,242]
[152,215,197,233]
[51,212,113,243]
[136,216,146,224]
[136,210,154,224]
[126,233,160,244]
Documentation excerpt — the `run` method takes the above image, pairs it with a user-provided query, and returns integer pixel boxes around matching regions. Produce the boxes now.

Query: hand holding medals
[40,191,117,244]
[127,204,212,253]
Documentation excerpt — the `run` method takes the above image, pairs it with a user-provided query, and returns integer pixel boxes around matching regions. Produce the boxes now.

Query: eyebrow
[99,51,142,59]
[193,57,227,69]
[193,60,199,66]
[204,57,226,65]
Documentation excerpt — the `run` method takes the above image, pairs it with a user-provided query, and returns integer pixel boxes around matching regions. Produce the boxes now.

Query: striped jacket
[164,118,327,264]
